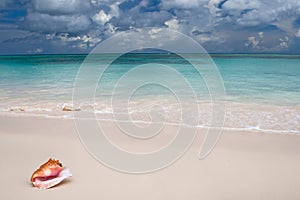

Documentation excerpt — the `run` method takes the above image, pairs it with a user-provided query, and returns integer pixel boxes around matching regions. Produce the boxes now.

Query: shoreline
[1,115,300,199]
[1,101,299,135]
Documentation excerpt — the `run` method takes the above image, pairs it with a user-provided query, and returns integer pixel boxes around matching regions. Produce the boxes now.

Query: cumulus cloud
[244,32,291,51]
[279,36,289,48]
[92,10,112,25]
[160,0,300,50]
[2,0,300,53]
[164,18,180,30]
[244,32,265,50]
[92,3,120,25]
[245,36,259,48]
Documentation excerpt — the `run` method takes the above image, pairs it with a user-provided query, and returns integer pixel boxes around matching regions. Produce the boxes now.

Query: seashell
[62,105,81,111]
[30,158,72,189]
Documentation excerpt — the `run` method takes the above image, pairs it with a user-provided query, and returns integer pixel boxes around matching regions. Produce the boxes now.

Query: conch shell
[30,158,72,189]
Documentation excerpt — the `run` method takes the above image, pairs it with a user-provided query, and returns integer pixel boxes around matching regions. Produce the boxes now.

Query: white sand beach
[1,115,300,199]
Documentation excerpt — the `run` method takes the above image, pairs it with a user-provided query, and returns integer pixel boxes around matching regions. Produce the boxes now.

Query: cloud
[244,32,264,50]
[33,48,43,54]
[221,0,260,10]
[23,13,91,33]
[31,0,90,15]
[164,18,180,30]
[124,10,172,28]
[258,32,264,38]
[92,3,120,25]
[92,10,112,25]
[2,0,300,54]
[209,0,300,28]
[161,0,207,9]
[192,30,224,44]
[58,33,102,48]
[0,0,11,8]
[244,31,291,52]
[279,36,289,48]
[295,29,300,37]
[245,36,259,48]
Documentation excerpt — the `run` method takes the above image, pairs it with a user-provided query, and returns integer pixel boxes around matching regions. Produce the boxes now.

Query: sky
[1,0,300,54]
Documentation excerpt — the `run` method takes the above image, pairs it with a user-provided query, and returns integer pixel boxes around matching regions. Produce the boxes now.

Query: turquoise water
[215,55,300,105]
[1,54,299,105]
[0,54,299,132]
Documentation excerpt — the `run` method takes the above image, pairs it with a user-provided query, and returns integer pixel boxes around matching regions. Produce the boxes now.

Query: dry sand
[1,115,300,199]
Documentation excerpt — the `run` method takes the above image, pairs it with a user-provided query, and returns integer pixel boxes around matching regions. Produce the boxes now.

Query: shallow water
[0,54,299,133]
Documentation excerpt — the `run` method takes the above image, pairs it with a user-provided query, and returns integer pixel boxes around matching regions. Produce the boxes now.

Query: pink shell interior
[32,168,72,189]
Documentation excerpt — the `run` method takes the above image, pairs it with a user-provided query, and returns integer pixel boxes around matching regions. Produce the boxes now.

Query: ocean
[0,54,299,134]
